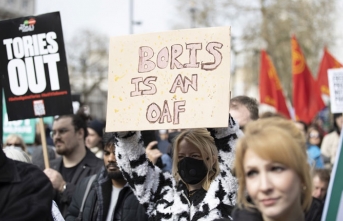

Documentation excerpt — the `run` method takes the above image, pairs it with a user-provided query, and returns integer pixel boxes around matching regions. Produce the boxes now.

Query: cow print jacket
[114,116,242,221]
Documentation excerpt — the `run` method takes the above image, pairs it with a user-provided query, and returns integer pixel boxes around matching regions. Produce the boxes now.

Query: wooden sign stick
[39,118,50,169]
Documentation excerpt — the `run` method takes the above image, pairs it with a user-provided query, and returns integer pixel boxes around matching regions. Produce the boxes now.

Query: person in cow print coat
[113,115,243,220]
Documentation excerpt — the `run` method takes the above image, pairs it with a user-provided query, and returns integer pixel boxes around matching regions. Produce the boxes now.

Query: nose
[312,189,320,198]
[259,172,273,193]
[108,153,116,162]
[52,133,61,142]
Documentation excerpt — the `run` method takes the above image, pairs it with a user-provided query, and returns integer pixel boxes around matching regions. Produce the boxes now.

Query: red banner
[260,50,290,118]
[291,36,325,123]
[317,48,342,95]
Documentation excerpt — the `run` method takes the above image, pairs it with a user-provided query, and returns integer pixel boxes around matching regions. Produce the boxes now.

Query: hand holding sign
[145,141,161,165]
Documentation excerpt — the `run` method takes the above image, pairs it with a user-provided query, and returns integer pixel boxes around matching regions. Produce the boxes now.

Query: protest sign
[2,94,53,144]
[322,129,343,221]
[328,68,343,113]
[106,27,231,132]
[0,12,73,120]
[3,112,35,144]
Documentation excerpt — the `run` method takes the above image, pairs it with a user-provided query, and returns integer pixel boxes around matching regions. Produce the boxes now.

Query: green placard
[322,129,343,221]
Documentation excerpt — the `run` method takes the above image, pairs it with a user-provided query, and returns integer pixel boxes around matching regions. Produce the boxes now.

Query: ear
[76,128,85,140]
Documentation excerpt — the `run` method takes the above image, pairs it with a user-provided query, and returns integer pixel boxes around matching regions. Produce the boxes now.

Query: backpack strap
[76,174,97,221]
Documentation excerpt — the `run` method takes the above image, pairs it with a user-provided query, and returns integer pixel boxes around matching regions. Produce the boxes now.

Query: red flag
[260,50,291,118]
[317,47,342,95]
[291,36,325,124]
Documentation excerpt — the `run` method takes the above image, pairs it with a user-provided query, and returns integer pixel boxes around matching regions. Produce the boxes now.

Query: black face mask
[177,157,208,185]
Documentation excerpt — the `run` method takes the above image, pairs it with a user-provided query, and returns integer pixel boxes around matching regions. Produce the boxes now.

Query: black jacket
[0,149,54,221]
[231,197,323,221]
[51,148,103,217]
[65,167,148,221]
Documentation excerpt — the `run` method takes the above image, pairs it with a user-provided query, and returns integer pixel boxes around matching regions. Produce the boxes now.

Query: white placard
[106,27,231,132]
[328,68,343,113]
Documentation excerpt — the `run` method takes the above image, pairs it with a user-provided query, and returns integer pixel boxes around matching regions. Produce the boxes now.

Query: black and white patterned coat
[114,117,243,221]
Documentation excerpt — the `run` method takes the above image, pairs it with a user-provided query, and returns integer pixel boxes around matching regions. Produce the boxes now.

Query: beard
[107,171,124,180]
[106,162,124,180]
[54,139,74,156]
[55,145,74,156]
[55,145,68,156]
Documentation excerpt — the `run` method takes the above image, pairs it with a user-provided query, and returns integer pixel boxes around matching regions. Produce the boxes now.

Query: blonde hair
[172,128,220,190]
[3,146,31,163]
[234,117,312,211]
[4,134,27,152]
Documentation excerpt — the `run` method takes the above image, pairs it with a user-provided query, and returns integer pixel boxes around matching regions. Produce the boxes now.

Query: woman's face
[5,137,24,151]
[308,129,321,146]
[177,139,209,187]
[178,139,202,160]
[243,149,302,220]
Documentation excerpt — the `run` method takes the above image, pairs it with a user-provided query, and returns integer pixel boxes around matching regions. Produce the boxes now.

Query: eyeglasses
[50,128,70,138]
[309,133,320,138]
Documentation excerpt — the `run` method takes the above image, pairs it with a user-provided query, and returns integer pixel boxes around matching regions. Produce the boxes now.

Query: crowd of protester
[0,95,341,220]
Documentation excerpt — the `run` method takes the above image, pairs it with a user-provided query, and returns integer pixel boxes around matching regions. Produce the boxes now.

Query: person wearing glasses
[44,114,103,217]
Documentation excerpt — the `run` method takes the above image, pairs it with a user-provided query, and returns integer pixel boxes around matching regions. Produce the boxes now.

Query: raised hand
[145,141,161,165]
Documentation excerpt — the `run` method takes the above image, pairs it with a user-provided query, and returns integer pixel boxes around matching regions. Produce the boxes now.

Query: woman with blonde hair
[232,117,315,221]
[113,116,242,220]
[4,134,27,152]
[2,146,31,163]
[171,128,220,191]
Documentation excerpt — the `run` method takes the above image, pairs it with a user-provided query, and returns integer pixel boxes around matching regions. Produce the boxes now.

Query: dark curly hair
[54,113,89,139]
